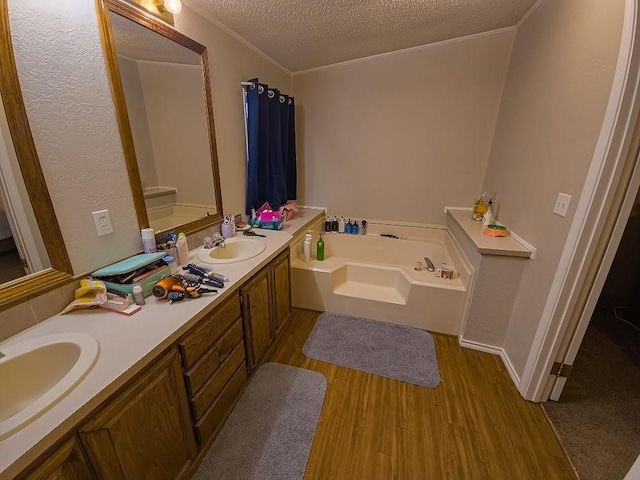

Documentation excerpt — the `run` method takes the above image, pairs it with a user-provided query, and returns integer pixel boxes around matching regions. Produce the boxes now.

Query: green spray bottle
[316,233,325,261]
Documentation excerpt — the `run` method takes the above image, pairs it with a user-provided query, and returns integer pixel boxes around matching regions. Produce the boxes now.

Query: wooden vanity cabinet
[241,267,272,371]
[242,248,292,372]
[271,248,292,336]
[78,349,196,480]
[178,292,248,446]
[17,436,95,480]
[15,247,294,480]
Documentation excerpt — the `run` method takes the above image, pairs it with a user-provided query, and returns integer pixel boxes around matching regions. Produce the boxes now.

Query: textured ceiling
[110,11,200,64]
[184,0,538,72]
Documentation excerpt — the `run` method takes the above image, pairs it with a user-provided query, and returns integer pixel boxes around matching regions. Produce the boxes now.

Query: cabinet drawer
[191,341,245,420]
[185,319,244,396]
[179,293,241,368]
[195,362,248,445]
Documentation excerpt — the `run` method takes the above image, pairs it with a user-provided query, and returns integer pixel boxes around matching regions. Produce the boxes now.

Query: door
[0,98,46,276]
[79,350,196,479]
[547,150,640,400]
[271,250,291,335]
[241,268,272,371]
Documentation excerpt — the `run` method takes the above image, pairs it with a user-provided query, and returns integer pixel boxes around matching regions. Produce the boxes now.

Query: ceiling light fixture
[156,0,182,14]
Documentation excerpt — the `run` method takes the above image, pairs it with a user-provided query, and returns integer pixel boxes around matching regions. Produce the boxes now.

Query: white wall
[137,61,215,207]
[293,30,514,224]
[175,5,292,217]
[482,0,625,374]
[118,56,159,191]
[8,0,141,274]
[3,2,291,276]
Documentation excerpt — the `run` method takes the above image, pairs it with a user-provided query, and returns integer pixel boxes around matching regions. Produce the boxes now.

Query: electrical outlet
[92,209,113,236]
[553,193,571,217]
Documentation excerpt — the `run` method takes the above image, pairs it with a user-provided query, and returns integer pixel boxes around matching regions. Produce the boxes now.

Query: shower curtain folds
[244,78,297,215]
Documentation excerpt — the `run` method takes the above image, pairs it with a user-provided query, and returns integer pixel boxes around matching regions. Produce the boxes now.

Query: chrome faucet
[211,232,226,248]
[423,257,435,272]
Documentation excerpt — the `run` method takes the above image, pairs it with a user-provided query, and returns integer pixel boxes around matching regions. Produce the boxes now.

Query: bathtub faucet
[423,257,435,272]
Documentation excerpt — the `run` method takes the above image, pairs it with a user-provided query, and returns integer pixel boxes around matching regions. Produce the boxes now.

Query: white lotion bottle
[483,200,493,226]
[177,232,189,266]
[303,233,312,262]
[338,216,345,234]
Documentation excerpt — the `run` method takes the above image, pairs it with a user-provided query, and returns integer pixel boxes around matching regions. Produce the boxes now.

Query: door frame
[0,92,45,274]
[519,0,640,402]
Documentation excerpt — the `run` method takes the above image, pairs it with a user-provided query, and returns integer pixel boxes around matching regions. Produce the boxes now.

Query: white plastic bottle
[132,284,145,305]
[177,232,189,266]
[338,216,345,234]
[141,228,157,253]
[483,200,493,226]
[303,233,312,262]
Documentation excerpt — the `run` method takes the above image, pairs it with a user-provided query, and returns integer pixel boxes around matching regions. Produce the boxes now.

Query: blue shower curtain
[245,78,297,215]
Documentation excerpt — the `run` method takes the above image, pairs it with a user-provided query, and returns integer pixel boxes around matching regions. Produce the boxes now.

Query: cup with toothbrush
[221,214,236,238]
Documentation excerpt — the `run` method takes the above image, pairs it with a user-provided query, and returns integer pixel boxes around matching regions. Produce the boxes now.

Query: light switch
[553,193,571,217]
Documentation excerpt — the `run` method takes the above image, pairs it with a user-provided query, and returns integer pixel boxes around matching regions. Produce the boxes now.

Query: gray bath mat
[302,312,442,388]
[192,362,327,480]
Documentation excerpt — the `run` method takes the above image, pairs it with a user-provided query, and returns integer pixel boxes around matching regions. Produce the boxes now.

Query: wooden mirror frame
[96,0,224,237]
[0,0,74,310]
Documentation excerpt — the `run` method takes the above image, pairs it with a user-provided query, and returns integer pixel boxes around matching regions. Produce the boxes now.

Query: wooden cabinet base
[17,437,95,480]
[195,363,248,445]
[79,350,196,480]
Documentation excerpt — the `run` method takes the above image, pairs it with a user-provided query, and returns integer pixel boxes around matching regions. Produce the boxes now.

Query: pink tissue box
[259,210,281,222]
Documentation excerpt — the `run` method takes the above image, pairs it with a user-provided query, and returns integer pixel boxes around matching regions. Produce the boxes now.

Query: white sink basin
[197,237,266,264]
[0,332,99,441]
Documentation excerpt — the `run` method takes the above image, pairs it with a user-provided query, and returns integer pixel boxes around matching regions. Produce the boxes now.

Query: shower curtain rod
[241,81,254,87]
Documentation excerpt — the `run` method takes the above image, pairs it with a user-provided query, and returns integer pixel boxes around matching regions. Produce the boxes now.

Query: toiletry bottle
[141,228,157,253]
[304,233,312,262]
[317,233,325,261]
[332,216,338,232]
[324,215,331,232]
[338,216,345,234]
[361,220,367,235]
[348,219,354,234]
[132,284,145,306]
[177,232,189,266]
[483,199,494,226]
[353,220,359,235]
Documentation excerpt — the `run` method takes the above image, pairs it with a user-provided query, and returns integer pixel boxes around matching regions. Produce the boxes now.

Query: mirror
[97,0,224,236]
[0,0,73,309]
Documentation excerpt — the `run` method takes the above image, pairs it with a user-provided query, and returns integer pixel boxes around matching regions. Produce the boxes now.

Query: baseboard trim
[459,336,521,388]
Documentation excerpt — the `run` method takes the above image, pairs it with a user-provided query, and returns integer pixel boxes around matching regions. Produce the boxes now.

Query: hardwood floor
[264,309,577,479]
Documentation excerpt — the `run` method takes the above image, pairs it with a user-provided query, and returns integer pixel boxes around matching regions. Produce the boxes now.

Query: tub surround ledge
[446,208,534,258]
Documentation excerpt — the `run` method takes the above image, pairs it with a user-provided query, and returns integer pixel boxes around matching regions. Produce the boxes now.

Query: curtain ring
[258,85,264,94]
[288,98,292,105]
[279,95,286,103]
[250,81,256,90]
[268,90,275,99]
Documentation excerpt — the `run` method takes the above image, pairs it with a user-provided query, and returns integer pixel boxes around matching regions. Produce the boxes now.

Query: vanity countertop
[0,207,325,480]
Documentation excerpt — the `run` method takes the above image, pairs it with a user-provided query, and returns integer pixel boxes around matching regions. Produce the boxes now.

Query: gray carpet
[544,307,640,480]
[193,362,327,480]
[302,312,442,388]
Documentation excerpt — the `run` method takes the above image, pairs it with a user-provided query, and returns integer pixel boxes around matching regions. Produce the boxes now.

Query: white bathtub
[291,223,474,335]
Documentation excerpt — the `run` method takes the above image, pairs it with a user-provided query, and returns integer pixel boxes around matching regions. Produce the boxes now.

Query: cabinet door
[241,268,272,371]
[272,250,291,336]
[19,437,95,480]
[79,350,196,480]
